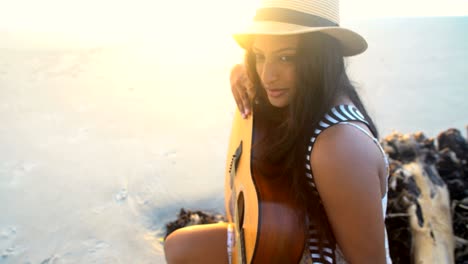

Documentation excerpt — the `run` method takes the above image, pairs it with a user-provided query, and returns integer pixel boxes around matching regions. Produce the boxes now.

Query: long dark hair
[245,32,379,262]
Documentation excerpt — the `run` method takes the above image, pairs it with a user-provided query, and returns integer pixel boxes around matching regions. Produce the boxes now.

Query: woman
[164,0,392,263]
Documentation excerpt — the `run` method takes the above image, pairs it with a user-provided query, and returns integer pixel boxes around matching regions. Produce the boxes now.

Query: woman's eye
[279,55,295,62]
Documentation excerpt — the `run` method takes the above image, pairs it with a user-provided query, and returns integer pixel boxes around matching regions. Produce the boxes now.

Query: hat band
[254,7,338,27]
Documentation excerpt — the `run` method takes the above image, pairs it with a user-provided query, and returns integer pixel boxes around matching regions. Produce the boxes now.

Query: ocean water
[346,16,468,138]
[0,16,467,263]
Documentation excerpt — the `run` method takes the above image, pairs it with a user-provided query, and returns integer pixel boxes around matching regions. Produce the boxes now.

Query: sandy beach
[0,35,236,263]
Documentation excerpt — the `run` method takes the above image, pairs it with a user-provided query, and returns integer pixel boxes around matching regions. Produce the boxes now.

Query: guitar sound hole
[237,191,245,229]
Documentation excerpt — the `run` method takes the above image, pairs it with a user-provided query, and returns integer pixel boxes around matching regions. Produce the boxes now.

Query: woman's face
[252,35,299,108]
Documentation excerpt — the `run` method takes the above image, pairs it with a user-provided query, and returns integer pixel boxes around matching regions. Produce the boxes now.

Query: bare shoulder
[310,121,385,197]
[311,121,382,167]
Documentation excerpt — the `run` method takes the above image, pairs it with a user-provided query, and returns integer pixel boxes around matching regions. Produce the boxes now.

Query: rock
[164,208,226,239]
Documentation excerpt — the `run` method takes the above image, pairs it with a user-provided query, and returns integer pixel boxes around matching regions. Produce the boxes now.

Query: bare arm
[230,64,253,118]
[311,123,387,264]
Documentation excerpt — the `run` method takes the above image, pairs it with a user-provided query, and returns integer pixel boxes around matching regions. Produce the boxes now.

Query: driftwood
[164,127,468,263]
[383,128,468,264]
[383,132,454,263]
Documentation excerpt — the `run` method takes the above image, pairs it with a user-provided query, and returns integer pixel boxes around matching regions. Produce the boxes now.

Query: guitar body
[225,110,307,264]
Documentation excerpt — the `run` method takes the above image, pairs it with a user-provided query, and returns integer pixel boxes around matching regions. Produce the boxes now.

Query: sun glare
[139,0,258,65]
[1,0,260,64]
[3,0,466,63]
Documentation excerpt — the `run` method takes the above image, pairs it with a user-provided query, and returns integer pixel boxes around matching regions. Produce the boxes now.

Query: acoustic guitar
[224,109,307,264]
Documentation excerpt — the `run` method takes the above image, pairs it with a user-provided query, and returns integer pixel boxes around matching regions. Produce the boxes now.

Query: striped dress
[302,105,392,264]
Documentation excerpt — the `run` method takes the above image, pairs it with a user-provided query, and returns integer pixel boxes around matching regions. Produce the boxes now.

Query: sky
[0,0,467,50]
[340,0,468,20]
[0,0,467,33]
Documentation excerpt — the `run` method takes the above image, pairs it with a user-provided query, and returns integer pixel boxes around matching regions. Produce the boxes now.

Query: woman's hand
[230,64,254,119]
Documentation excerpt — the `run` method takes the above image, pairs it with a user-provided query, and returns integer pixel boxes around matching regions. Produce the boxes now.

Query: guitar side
[224,110,258,264]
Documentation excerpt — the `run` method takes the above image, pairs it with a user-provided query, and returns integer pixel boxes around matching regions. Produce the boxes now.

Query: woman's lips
[266,88,288,98]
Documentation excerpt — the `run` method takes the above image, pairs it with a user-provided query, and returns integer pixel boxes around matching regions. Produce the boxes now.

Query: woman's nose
[260,61,278,87]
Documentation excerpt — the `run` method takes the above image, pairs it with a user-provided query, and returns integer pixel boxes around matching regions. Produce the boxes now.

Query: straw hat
[233,0,367,56]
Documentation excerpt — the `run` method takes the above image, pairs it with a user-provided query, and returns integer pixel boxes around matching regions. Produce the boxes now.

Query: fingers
[238,75,252,118]
[231,82,246,117]
[230,64,252,119]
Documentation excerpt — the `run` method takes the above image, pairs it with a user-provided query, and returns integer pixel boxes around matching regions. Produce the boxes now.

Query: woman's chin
[268,98,289,108]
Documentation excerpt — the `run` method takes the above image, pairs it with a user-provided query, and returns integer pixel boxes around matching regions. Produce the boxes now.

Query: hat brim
[233,21,367,57]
